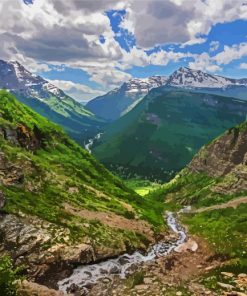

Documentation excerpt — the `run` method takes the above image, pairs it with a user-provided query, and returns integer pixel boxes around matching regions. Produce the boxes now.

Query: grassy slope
[124,179,162,196]
[148,121,247,269]
[0,91,165,251]
[93,90,247,180]
[15,92,105,143]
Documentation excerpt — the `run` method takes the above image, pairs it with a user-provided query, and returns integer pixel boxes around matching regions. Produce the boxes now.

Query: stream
[58,212,187,293]
[84,133,103,154]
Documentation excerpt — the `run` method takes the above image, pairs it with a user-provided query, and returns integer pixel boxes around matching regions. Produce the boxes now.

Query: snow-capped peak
[0,59,65,100]
[167,67,244,89]
[121,75,168,94]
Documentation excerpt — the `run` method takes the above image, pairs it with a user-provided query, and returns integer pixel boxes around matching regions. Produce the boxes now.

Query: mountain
[0,90,165,292]
[92,89,247,181]
[86,67,247,123]
[86,76,168,121]
[147,121,247,295]
[166,67,247,100]
[0,60,104,142]
[167,66,247,88]
[158,120,247,207]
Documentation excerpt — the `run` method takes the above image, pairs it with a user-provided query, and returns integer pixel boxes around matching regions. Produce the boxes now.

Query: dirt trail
[63,203,154,240]
[193,196,247,213]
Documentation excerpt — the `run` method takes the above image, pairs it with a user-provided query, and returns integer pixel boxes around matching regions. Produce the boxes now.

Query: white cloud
[189,42,247,72]
[239,62,247,69]
[49,79,105,101]
[180,37,206,48]
[188,52,222,72]
[0,0,247,93]
[121,0,247,48]
[209,41,220,52]
[214,43,247,65]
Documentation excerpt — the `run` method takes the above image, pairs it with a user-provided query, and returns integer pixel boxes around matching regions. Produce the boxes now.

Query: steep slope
[157,120,247,207]
[93,89,247,180]
[167,67,247,100]
[0,90,165,288]
[86,68,247,124]
[86,76,167,121]
[0,60,104,142]
[150,121,247,286]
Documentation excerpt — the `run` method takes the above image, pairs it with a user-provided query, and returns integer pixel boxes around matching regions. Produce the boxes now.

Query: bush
[0,256,22,296]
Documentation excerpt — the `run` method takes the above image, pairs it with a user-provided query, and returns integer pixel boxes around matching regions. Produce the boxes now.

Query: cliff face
[156,121,247,208]
[189,124,247,178]
[188,122,247,194]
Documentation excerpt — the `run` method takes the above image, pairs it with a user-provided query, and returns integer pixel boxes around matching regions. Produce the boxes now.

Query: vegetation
[0,256,23,296]
[93,90,247,180]
[145,118,247,276]
[124,179,162,196]
[148,168,247,208]
[0,90,166,253]
[14,85,105,143]
[183,204,247,258]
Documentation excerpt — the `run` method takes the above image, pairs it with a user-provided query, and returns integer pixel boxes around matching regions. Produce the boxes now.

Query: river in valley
[58,212,187,293]
[84,133,103,154]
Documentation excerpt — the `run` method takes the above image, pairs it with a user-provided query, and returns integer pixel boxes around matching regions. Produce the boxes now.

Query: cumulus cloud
[209,41,220,52]
[214,43,247,65]
[189,42,247,72]
[0,0,247,93]
[0,0,127,87]
[239,63,247,69]
[49,79,105,101]
[120,0,247,48]
[188,52,222,72]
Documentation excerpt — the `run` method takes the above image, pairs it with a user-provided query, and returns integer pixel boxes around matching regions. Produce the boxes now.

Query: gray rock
[0,191,5,209]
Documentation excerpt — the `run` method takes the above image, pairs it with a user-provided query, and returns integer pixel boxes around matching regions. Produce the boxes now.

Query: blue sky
[1,0,247,101]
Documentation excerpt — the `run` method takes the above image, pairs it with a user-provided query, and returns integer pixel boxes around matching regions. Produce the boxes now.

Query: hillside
[147,121,247,293]
[0,90,166,290]
[93,89,247,181]
[0,60,104,142]
[86,76,167,121]
[86,67,247,124]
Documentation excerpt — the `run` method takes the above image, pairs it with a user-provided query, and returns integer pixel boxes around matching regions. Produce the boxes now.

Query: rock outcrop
[189,125,247,177]
[188,122,247,194]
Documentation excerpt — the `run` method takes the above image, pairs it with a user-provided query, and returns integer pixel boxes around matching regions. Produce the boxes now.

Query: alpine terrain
[86,76,168,121]
[0,90,167,295]
[0,60,104,142]
[92,87,247,180]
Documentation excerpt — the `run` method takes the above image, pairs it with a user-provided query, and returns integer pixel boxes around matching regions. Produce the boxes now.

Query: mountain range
[92,89,247,180]
[1,61,247,296]
[0,60,104,142]
[87,67,247,121]
[86,76,168,121]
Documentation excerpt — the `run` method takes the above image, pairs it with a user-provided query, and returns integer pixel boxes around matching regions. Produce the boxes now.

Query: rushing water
[84,133,103,154]
[58,212,186,293]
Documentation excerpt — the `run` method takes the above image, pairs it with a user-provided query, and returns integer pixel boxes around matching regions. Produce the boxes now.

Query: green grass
[0,90,167,251]
[148,168,247,208]
[183,204,247,258]
[0,256,23,296]
[93,90,247,180]
[124,179,162,196]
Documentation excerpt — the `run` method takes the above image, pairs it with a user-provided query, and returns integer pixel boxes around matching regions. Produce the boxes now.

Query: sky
[0,0,247,102]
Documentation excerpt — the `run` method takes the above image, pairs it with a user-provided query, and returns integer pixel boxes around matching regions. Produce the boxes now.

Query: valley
[0,66,247,296]
[92,89,247,181]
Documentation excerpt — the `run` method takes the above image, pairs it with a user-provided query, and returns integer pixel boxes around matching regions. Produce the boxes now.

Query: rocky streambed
[58,212,187,294]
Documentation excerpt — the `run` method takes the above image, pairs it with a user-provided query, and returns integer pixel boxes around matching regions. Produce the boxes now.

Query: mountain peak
[167,66,239,89]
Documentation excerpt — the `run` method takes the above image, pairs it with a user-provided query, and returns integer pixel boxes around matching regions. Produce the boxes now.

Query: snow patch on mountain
[167,67,247,89]
[0,60,65,101]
